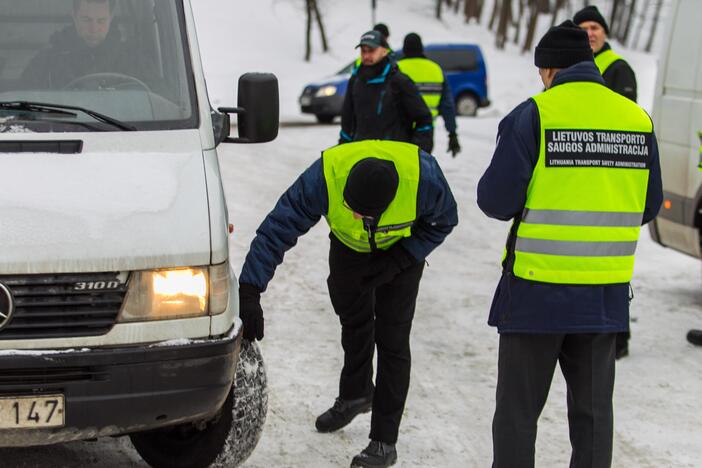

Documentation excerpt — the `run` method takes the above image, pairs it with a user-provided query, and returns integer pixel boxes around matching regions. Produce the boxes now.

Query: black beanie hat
[403,32,424,57]
[373,23,390,40]
[343,158,399,218]
[573,5,609,34]
[534,20,594,69]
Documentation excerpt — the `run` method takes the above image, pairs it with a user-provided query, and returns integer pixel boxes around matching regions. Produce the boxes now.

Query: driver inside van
[21,0,155,89]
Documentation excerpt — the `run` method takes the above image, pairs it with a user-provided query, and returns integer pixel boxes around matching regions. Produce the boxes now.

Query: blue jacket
[240,147,458,292]
[477,61,663,334]
[438,74,458,134]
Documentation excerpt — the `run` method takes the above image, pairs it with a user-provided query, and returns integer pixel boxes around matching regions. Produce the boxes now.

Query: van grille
[0,273,128,340]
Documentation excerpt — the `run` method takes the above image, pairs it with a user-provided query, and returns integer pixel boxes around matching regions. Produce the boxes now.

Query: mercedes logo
[0,283,15,331]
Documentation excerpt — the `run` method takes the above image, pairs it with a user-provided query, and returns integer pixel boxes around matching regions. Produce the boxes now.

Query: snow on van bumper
[0,326,241,447]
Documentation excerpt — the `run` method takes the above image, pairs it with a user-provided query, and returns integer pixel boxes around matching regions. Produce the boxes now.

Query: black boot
[315,395,372,433]
[350,440,397,468]
[687,329,702,346]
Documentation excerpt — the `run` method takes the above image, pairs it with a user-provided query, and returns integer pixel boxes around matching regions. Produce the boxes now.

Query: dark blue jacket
[240,148,458,292]
[477,61,663,334]
[438,73,458,134]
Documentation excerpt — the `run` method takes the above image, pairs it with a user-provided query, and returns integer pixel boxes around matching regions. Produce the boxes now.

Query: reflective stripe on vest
[511,82,653,285]
[397,58,444,119]
[594,49,624,75]
[322,140,420,253]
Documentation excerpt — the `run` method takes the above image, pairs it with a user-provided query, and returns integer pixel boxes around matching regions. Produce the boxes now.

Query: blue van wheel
[456,93,478,117]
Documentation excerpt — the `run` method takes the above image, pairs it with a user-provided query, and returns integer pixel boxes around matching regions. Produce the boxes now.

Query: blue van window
[425,50,478,72]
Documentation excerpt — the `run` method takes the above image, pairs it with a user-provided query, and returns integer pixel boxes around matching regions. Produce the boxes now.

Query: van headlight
[315,85,337,97]
[119,262,230,322]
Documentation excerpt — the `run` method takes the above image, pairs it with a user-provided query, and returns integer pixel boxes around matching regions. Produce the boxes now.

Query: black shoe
[315,395,372,433]
[615,345,629,360]
[687,329,702,346]
[350,440,397,468]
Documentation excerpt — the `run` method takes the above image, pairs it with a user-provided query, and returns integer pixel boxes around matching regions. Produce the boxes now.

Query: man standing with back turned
[478,21,662,468]
[238,140,457,467]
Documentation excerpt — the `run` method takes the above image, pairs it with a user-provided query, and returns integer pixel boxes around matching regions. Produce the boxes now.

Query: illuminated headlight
[119,262,230,322]
[315,85,337,97]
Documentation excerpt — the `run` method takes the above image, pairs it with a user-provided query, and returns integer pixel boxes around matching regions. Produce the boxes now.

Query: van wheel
[316,114,335,124]
[456,93,478,116]
[130,340,268,468]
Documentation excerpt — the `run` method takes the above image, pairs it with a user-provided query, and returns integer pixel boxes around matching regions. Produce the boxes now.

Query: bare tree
[621,0,637,44]
[522,0,540,53]
[464,0,484,23]
[632,0,651,48]
[645,0,663,52]
[489,0,502,30]
[303,0,328,62]
[551,0,566,27]
[495,0,512,49]
[436,0,443,19]
[513,0,527,44]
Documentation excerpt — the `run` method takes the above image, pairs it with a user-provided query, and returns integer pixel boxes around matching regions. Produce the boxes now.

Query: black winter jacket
[597,43,637,102]
[340,57,434,153]
[21,26,155,89]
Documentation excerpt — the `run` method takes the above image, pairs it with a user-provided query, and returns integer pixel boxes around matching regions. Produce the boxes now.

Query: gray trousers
[492,333,616,468]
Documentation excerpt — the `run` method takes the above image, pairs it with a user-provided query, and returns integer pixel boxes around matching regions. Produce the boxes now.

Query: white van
[0,1,277,467]
[649,0,702,258]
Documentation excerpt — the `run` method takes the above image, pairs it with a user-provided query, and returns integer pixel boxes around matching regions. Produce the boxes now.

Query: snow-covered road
[3,117,701,468]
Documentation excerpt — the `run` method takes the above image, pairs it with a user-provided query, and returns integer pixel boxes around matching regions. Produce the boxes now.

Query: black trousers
[492,333,616,468]
[326,235,424,444]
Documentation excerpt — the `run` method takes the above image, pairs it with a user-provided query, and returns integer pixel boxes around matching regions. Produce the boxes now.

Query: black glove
[361,245,417,290]
[447,132,461,158]
[239,283,264,341]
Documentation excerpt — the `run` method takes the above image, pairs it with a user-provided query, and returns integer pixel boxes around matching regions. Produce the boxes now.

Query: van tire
[456,93,478,116]
[130,340,268,468]
[315,114,335,124]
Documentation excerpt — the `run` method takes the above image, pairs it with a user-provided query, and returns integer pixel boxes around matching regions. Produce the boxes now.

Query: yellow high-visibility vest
[323,140,419,253]
[509,81,653,284]
[595,48,624,75]
[397,58,445,119]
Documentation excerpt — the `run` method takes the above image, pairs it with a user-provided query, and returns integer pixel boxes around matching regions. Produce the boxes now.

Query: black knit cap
[373,23,390,40]
[534,20,594,69]
[403,32,424,57]
[573,5,609,34]
[343,158,399,218]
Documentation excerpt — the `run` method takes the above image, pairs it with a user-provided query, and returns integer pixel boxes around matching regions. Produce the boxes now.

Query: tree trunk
[311,0,328,52]
[551,0,566,27]
[632,0,651,49]
[522,0,540,53]
[495,0,512,49]
[304,0,312,61]
[436,0,443,19]
[609,0,624,38]
[513,0,526,44]
[645,0,662,52]
[489,0,501,30]
[621,0,637,44]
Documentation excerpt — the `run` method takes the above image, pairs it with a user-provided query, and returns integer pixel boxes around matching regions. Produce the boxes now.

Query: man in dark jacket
[238,140,457,467]
[574,5,637,102]
[340,31,434,153]
[22,0,153,89]
[478,21,662,468]
[398,33,460,157]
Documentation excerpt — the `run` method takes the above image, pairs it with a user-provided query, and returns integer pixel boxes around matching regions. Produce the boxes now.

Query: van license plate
[0,395,65,429]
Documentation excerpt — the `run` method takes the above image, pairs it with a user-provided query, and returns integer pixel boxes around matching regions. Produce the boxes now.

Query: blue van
[299,43,490,123]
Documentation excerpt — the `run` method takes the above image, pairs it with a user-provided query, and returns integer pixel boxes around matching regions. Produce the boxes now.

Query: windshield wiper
[0,101,137,131]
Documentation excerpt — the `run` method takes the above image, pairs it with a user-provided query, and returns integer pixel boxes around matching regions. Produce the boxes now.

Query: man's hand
[361,245,417,289]
[239,283,264,341]
[448,132,461,158]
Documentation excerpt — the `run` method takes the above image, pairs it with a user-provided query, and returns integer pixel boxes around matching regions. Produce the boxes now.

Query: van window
[425,49,478,72]
[0,0,198,132]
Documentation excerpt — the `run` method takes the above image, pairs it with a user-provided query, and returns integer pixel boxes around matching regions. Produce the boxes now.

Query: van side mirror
[218,73,279,144]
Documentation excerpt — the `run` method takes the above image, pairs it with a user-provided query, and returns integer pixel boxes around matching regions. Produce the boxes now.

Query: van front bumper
[0,326,241,447]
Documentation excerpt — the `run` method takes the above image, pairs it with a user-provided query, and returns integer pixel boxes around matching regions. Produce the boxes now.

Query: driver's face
[73,1,112,48]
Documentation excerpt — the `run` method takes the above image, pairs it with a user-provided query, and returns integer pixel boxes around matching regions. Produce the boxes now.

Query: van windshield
[0,0,198,132]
